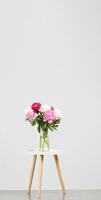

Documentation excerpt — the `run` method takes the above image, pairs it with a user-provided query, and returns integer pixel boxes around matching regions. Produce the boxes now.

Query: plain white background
[0,0,101,190]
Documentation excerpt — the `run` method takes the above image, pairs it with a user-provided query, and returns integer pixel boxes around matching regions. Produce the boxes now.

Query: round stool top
[26,149,62,156]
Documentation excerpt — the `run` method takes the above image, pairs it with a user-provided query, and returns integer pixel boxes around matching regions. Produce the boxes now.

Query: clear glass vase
[39,130,50,152]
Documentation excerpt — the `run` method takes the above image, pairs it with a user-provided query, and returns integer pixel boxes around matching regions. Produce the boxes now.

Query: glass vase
[39,130,50,152]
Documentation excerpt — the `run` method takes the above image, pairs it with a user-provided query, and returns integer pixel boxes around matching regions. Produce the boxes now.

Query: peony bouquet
[25,102,62,151]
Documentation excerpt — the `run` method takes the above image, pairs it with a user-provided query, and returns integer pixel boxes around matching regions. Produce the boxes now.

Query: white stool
[27,149,66,198]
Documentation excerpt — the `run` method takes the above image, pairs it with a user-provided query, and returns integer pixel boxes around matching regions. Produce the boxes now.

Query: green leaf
[49,127,54,131]
[36,115,42,122]
[30,120,36,126]
[37,125,41,133]
[53,127,57,131]
[43,122,48,130]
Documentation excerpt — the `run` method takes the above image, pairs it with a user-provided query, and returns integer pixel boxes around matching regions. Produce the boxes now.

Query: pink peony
[43,109,55,124]
[31,102,41,113]
[26,111,37,120]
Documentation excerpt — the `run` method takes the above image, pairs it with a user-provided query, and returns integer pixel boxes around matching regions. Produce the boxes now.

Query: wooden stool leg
[28,155,37,194]
[54,154,66,194]
[38,155,44,198]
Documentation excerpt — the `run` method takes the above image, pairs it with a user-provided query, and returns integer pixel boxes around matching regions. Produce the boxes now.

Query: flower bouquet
[25,102,62,151]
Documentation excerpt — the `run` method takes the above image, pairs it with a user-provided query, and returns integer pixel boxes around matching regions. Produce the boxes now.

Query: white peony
[40,104,51,112]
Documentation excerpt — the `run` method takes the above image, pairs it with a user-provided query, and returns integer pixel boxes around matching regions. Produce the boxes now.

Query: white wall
[0,0,101,190]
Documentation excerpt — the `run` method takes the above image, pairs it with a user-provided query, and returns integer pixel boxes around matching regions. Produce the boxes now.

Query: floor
[0,190,101,200]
